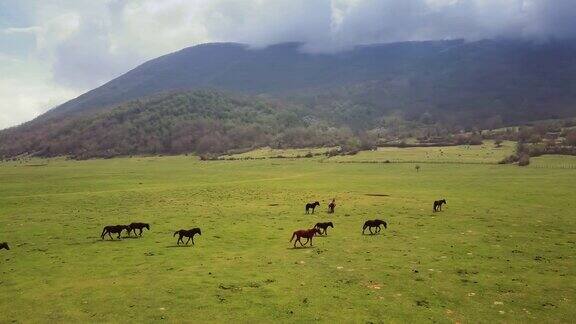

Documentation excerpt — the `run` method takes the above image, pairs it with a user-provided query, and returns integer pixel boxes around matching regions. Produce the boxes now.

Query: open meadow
[1,147,575,323]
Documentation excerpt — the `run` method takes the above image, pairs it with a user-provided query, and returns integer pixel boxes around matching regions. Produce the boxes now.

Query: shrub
[518,154,530,166]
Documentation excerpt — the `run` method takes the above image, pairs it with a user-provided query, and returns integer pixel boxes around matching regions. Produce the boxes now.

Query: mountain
[43,39,576,124]
[2,39,576,158]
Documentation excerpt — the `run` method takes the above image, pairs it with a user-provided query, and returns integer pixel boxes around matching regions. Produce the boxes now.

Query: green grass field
[529,155,576,169]
[222,147,332,159]
[0,149,575,323]
[328,141,515,164]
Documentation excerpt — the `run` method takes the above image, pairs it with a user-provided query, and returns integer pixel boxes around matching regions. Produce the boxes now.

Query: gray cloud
[48,0,576,89]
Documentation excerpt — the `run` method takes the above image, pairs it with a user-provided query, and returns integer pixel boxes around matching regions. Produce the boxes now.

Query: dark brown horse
[362,219,387,235]
[127,222,150,236]
[101,225,130,240]
[328,199,336,213]
[290,228,322,247]
[433,199,447,212]
[0,242,9,250]
[305,201,320,214]
[314,222,334,235]
[174,228,202,245]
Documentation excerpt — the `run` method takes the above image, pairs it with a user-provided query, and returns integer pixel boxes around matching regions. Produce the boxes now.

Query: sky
[0,0,575,130]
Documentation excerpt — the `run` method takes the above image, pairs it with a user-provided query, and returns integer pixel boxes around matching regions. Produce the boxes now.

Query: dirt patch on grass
[364,194,390,197]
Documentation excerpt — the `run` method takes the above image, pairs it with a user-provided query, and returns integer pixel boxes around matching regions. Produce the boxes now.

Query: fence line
[529,163,576,169]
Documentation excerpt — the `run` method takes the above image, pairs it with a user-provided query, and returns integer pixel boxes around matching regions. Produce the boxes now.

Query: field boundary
[320,159,498,165]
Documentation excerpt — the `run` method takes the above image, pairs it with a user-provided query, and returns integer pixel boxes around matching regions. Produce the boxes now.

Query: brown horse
[305,201,320,214]
[362,219,387,235]
[127,222,150,236]
[0,242,9,250]
[174,228,202,245]
[433,199,447,212]
[290,228,322,247]
[314,222,334,235]
[328,199,336,213]
[101,225,130,240]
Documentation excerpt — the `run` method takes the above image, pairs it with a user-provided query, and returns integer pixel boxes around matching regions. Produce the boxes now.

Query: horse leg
[294,236,299,247]
[139,228,143,236]
[369,227,375,235]
[309,237,313,246]
[117,231,122,239]
[185,237,191,245]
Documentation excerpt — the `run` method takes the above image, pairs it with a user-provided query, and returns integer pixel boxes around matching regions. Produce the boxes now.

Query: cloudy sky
[0,0,574,129]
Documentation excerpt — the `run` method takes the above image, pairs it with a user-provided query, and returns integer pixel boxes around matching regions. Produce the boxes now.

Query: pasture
[0,149,575,322]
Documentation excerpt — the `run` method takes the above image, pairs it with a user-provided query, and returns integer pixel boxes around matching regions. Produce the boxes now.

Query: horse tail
[101,227,107,238]
[173,231,179,237]
[289,232,297,242]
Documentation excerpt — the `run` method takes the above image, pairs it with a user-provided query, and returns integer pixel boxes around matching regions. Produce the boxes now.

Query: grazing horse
[127,222,150,236]
[314,222,334,235]
[362,219,387,235]
[101,225,129,240]
[290,228,322,247]
[328,199,336,213]
[174,228,202,245]
[433,199,447,212]
[0,242,9,250]
[305,201,320,214]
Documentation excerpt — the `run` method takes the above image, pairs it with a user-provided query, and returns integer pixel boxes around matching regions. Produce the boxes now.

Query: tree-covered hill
[0,91,363,159]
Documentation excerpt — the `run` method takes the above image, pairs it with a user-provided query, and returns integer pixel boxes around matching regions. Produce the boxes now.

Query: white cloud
[0,56,78,129]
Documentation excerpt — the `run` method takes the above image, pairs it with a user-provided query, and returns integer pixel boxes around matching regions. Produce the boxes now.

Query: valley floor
[0,153,575,322]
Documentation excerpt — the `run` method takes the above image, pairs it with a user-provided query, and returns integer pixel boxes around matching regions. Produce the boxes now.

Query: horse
[127,222,150,236]
[101,225,130,240]
[290,228,322,247]
[328,199,336,213]
[314,222,334,235]
[362,219,387,235]
[174,228,202,245]
[0,242,9,250]
[433,199,447,212]
[305,201,320,214]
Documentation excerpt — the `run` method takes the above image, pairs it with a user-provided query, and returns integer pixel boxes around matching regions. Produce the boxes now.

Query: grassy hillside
[1,152,574,322]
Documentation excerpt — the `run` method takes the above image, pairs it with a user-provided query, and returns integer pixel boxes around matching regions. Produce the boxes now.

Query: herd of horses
[1,199,446,250]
